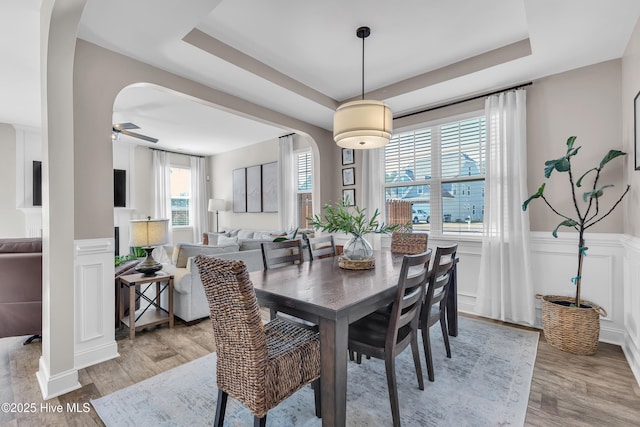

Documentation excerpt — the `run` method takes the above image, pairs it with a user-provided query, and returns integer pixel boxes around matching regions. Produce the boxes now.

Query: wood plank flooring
[1,314,638,426]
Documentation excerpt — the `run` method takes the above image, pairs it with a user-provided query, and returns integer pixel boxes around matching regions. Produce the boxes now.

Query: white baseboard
[36,356,81,400]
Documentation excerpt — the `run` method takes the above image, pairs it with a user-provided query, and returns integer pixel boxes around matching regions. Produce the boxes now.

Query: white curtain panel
[361,148,385,216]
[152,150,171,221]
[476,89,535,326]
[278,135,295,231]
[190,156,208,242]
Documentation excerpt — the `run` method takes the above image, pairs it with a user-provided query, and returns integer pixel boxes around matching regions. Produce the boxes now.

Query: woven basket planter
[537,294,607,356]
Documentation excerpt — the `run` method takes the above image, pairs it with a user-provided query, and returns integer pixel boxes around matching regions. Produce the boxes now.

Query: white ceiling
[2,0,640,155]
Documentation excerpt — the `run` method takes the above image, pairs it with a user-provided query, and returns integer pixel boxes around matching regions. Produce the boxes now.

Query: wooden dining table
[250,250,458,427]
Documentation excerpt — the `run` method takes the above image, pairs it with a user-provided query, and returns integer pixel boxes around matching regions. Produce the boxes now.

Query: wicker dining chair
[347,250,432,427]
[390,231,428,255]
[194,255,321,427]
[420,243,458,382]
[307,235,337,260]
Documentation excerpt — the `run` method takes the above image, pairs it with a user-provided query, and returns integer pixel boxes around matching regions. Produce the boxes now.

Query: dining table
[249,250,458,427]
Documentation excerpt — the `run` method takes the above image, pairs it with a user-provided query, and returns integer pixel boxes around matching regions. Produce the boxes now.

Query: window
[384,114,486,234]
[295,151,313,228]
[170,167,191,227]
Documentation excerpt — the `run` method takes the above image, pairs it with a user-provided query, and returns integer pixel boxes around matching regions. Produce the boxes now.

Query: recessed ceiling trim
[183,28,339,110]
[361,38,532,102]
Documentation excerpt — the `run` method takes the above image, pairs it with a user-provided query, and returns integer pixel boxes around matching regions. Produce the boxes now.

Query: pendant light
[333,26,392,149]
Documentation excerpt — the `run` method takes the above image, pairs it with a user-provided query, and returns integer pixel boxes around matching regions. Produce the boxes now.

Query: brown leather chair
[0,238,42,339]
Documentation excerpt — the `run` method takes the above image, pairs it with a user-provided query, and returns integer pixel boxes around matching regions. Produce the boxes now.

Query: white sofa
[161,228,304,322]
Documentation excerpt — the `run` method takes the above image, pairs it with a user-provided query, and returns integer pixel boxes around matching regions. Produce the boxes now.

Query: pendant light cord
[361,34,365,100]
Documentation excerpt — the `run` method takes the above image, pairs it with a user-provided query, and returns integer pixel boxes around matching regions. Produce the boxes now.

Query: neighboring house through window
[170,166,191,227]
[384,112,486,234]
[295,150,313,228]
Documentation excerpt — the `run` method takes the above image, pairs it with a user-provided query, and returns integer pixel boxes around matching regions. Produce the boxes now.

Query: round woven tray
[338,256,375,270]
[537,294,606,356]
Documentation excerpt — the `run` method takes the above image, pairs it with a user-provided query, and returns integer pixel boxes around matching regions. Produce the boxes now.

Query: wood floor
[1,314,639,426]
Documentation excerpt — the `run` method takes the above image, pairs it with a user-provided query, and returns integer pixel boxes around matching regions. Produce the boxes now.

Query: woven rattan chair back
[307,235,337,260]
[194,255,321,426]
[261,240,304,270]
[390,231,428,255]
[420,243,458,382]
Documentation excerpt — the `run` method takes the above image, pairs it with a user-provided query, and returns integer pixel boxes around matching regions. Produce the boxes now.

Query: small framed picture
[342,148,354,165]
[342,188,355,206]
[635,91,640,170]
[342,167,355,186]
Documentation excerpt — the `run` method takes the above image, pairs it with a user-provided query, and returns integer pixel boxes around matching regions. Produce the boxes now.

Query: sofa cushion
[0,238,42,253]
[173,243,240,268]
[239,238,273,251]
[237,229,255,239]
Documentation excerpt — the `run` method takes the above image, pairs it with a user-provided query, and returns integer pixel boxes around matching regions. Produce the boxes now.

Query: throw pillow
[237,229,255,239]
[217,235,239,246]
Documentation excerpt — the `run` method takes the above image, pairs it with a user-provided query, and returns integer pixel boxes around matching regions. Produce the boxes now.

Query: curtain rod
[149,147,205,158]
[395,82,533,120]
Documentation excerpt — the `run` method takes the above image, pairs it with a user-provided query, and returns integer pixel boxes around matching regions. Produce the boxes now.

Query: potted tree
[309,200,398,267]
[522,136,630,355]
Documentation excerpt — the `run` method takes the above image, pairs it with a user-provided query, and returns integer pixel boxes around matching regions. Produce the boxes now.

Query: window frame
[294,149,313,228]
[384,110,486,237]
[169,165,192,229]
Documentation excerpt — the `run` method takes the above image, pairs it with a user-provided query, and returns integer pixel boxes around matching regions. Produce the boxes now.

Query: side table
[118,271,174,339]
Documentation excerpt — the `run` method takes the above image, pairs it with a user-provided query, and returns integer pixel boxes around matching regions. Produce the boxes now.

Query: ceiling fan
[112,122,158,143]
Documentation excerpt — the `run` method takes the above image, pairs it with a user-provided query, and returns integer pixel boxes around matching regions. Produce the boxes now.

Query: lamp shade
[208,198,225,212]
[129,218,169,248]
[333,100,393,149]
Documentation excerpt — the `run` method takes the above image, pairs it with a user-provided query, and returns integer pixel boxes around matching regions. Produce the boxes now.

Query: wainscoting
[73,237,119,369]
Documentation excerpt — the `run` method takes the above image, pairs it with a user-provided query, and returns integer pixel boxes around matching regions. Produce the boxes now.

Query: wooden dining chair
[261,240,304,270]
[194,255,321,427]
[420,243,458,382]
[307,235,336,260]
[390,231,428,255]
[347,250,432,427]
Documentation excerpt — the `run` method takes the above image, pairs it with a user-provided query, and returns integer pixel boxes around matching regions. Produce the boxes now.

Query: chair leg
[440,314,451,358]
[254,415,266,427]
[349,349,354,361]
[214,390,228,427]
[269,308,277,320]
[421,326,434,382]
[356,352,362,364]
[411,335,425,390]
[384,356,401,427]
[312,378,322,418]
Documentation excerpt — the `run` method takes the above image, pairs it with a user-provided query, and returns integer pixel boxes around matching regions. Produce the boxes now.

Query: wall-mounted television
[33,161,42,207]
[114,169,126,207]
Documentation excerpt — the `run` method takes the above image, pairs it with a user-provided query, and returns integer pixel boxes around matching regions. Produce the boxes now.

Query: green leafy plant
[309,201,399,236]
[273,227,298,242]
[522,136,630,308]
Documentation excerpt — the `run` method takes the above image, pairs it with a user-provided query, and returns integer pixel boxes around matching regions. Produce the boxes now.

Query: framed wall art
[342,167,355,186]
[262,161,278,212]
[342,188,355,206]
[232,168,246,212]
[246,165,262,212]
[635,90,640,170]
[342,148,354,165]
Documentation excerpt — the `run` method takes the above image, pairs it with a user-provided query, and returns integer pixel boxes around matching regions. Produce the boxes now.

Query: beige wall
[622,17,640,238]
[72,39,336,240]
[209,138,279,231]
[527,60,624,233]
[0,124,24,236]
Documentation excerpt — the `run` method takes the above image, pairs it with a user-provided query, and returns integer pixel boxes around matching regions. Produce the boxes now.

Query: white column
[37,0,87,399]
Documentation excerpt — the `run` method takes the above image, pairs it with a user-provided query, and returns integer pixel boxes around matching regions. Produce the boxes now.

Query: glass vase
[342,234,373,261]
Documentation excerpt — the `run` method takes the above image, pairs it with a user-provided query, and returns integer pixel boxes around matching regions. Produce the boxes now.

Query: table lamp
[208,199,225,233]
[129,217,169,276]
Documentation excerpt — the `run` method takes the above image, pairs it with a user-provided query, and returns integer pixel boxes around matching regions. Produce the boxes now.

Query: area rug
[92,316,538,426]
